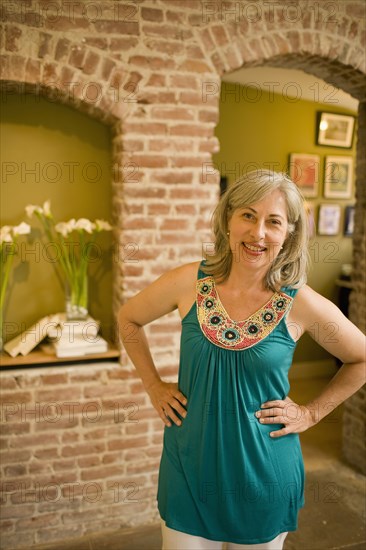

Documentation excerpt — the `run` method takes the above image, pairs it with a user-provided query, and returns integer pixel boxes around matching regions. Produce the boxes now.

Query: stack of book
[46,315,108,358]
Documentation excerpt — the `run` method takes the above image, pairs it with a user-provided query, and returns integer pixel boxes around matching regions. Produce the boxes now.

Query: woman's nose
[249,220,266,240]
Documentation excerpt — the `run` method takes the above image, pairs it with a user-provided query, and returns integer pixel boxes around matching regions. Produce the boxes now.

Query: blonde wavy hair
[202,170,309,291]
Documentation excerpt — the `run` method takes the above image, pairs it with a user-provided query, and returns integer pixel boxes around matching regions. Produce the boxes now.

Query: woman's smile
[242,242,267,255]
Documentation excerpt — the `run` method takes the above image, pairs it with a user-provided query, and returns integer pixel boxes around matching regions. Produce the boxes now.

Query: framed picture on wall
[324,156,353,198]
[318,204,341,236]
[344,205,355,237]
[316,112,355,148]
[220,175,228,196]
[288,153,320,198]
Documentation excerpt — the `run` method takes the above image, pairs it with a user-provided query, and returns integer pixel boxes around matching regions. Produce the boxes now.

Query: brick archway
[1,42,152,316]
[0,2,365,546]
[197,10,365,476]
[197,12,365,95]
[0,46,138,122]
[196,6,366,326]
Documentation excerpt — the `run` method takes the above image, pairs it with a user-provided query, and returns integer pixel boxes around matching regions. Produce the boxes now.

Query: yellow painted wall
[214,82,357,363]
[1,94,113,343]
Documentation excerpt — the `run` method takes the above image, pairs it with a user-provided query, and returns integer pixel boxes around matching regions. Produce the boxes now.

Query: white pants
[161,519,288,550]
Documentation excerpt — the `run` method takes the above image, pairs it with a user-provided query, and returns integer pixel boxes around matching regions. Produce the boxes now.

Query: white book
[46,314,100,339]
[53,335,108,351]
[3,313,103,358]
[41,340,108,358]
[53,338,108,357]
[48,333,105,348]
[4,315,54,357]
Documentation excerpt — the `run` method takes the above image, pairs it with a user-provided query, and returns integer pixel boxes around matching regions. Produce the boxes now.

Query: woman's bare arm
[118,261,199,427]
[256,285,366,437]
[293,285,365,423]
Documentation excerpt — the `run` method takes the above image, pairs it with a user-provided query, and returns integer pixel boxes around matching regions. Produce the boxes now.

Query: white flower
[55,219,76,238]
[13,222,31,236]
[25,200,52,219]
[74,218,96,234]
[0,224,30,245]
[25,204,42,218]
[95,219,112,232]
[0,226,13,244]
[55,223,69,238]
[43,200,52,218]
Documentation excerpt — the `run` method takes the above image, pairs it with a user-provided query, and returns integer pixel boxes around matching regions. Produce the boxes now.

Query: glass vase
[65,275,88,321]
[0,312,3,353]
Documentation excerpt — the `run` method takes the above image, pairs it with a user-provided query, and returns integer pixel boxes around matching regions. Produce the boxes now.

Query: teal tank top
[157,263,305,544]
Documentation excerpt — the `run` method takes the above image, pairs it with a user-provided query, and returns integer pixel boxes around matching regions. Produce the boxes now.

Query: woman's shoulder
[170,260,202,277]
[288,284,365,359]
[289,283,340,321]
[281,283,315,298]
[164,260,202,289]
[163,261,202,314]
[294,284,326,303]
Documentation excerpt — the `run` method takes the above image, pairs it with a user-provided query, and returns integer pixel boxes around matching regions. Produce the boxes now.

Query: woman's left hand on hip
[255,396,315,438]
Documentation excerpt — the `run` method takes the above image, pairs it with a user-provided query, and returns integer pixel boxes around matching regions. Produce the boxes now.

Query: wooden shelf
[0,343,120,368]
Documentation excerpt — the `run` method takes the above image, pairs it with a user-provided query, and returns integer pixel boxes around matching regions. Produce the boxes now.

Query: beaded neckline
[196,276,293,351]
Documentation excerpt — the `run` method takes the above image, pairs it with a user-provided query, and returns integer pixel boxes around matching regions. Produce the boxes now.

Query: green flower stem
[1,241,17,346]
[44,217,72,280]
[36,212,74,286]
[0,242,16,312]
[58,235,75,283]
[28,208,111,317]
[77,231,89,308]
[65,230,91,312]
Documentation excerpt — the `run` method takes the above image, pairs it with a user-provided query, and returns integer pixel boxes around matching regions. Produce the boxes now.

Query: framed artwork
[316,112,355,148]
[318,204,341,236]
[220,175,228,196]
[288,153,320,198]
[344,205,355,237]
[324,156,353,198]
[304,201,316,238]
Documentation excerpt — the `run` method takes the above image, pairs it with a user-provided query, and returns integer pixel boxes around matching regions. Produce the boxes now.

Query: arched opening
[214,62,358,465]
[210,50,365,477]
[0,79,125,349]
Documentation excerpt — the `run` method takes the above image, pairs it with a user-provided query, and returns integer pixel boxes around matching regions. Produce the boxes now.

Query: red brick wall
[1,1,365,547]
[0,363,158,547]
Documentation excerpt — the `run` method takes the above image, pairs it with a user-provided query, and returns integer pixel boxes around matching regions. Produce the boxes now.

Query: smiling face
[227,189,289,268]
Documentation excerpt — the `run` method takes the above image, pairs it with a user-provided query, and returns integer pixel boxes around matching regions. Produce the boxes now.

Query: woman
[118,170,365,550]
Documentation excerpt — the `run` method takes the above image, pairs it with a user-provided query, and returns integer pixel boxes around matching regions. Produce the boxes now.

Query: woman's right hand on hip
[146,380,188,427]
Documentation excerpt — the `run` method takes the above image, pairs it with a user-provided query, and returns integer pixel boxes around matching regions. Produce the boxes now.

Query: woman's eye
[243,213,253,219]
[270,219,281,225]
